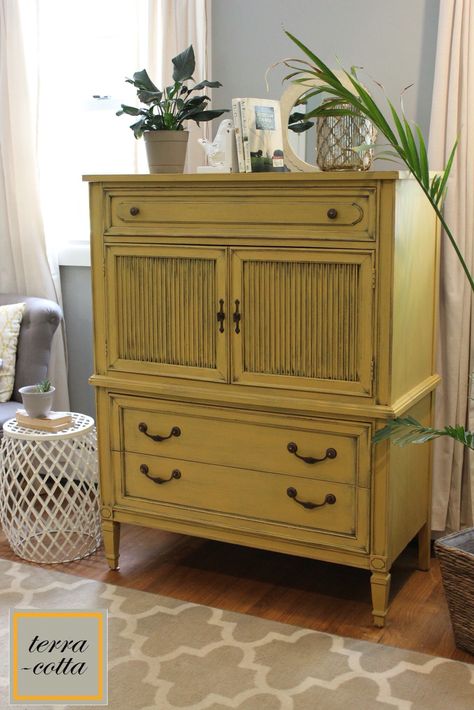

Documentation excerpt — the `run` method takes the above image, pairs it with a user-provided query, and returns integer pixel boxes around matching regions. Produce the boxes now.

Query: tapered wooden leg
[417,522,431,571]
[102,520,121,570]
[370,571,391,627]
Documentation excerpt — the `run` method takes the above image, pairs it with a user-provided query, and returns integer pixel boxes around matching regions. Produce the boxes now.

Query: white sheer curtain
[429,0,474,532]
[0,0,69,410]
[1,0,210,412]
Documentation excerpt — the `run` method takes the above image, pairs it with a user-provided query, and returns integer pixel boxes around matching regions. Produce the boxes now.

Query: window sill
[58,242,91,267]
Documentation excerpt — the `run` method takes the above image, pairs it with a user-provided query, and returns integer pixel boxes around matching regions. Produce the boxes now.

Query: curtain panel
[429,0,474,532]
[0,0,69,410]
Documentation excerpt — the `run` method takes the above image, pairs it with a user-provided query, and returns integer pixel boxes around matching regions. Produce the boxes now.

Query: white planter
[19,385,55,418]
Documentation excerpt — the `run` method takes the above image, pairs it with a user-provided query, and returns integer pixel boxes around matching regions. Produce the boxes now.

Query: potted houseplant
[19,379,55,418]
[282,31,474,652]
[117,44,228,173]
[281,30,473,446]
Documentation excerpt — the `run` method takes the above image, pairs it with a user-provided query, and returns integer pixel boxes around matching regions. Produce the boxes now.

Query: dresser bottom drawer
[113,452,369,543]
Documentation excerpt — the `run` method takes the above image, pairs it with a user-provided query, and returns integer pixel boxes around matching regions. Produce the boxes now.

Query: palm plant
[283,31,474,450]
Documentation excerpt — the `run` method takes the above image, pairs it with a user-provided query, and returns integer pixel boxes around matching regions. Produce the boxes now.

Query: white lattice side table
[0,413,101,564]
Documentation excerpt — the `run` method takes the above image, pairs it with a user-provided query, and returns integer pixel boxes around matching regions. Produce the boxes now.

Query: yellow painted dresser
[85,172,439,626]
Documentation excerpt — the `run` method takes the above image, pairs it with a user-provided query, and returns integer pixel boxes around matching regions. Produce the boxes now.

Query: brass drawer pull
[287,442,337,464]
[287,487,336,510]
[138,422,181,442]
[233,299,241,334]
[129,206,140,216]
[327,208,338,219]
[140,464,181,485]
[217,298,225,333]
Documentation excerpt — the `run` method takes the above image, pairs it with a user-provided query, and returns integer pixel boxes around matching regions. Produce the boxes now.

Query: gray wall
[60,266,95,417]
[212,0,440,154]
[62,0,440,415]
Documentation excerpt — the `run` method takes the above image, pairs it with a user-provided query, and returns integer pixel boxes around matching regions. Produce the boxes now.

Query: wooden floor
[1,524,472,664]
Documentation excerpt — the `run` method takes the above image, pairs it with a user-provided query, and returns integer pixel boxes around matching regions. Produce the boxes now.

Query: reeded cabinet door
[105,245,228,381]
[230,248,375,396]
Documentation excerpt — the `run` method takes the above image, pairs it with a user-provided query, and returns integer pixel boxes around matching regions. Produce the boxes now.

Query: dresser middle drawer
[111,397,371,487]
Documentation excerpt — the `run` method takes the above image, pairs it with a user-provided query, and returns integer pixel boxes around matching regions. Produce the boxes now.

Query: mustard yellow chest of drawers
[85,172,439,626]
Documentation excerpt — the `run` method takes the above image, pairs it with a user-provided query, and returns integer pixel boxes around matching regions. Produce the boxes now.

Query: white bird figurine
[198,119,237,170]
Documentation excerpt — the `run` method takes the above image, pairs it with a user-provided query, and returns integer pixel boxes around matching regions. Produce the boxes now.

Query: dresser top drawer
[104,187,376,240]
[111,397,371,487]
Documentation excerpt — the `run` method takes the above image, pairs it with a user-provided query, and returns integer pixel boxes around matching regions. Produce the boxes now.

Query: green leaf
[183,95,210,108]
[284,30,341,86]
[305,106,361,120]
[352,143,376,153]
[415,123,430,189]
[288,111,307,122]
[282,70,306,82]
[179,108,228,124]
[190,79,222,91]
[172,44,195,82]
[429,174,442,202]
[289,123,313,133]
[403,116,421,176]
[434,138,458,205]
[130,69,159,92]
[288,109,314,132]
[373,417,474,450]
[136,89,163,105]
[129,118,147,138]
[444,425,474,448]
[386,98,410,160]
[295,87,329,102]
[342,69,395,141]
[116,104,143,117]
[368,151,403,165]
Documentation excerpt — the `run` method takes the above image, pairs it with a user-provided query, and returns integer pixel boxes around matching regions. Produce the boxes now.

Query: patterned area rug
[0,559,473,710]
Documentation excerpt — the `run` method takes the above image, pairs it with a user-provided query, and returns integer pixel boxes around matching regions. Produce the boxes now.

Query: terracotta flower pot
[143,131,189,173]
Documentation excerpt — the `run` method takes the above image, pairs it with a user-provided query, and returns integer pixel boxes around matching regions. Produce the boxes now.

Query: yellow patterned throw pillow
[0,302,26,402]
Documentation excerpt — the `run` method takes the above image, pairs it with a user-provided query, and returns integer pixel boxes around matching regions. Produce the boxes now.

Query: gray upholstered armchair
[0,295,62,432]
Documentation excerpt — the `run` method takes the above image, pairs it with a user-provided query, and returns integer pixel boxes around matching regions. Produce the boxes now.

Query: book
[231,98,246,172]
[15,410,73,432]
[239,98,285,173]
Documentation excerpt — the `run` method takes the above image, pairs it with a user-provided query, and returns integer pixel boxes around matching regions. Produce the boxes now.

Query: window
[20,0,162,256]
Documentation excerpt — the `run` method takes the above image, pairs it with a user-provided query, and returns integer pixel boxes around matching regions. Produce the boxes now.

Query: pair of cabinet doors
[104,244,375,397]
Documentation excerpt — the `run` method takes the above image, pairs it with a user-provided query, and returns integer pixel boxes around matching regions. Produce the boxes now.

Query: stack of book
[232,97,285,173]
[15,410,73,432]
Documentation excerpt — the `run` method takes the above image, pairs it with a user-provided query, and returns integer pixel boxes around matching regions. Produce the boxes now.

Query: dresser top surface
[83,171,411,184]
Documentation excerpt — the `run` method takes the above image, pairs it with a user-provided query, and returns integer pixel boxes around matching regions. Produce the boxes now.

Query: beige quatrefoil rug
[0,558,473,710]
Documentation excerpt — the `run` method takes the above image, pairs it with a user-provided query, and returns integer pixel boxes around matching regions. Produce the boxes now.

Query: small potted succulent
[117,44,228,173]
[19,379,55,418]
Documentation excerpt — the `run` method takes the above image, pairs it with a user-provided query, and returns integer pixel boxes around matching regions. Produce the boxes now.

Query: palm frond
[373,417,474,450]
[432,139,458,206]
[415,123,430,189]
[402,117,421,176]
[283,32,474,295]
